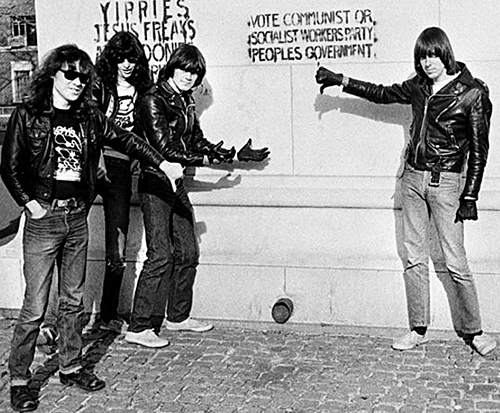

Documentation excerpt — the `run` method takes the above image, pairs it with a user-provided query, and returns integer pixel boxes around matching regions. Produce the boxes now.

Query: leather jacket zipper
[179,97,190,152]
[414,89,458,164]
[80,123,87,171]
[435,97,457,123]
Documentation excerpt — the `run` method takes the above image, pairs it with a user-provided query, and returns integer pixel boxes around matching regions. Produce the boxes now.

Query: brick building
[0,0,37,141]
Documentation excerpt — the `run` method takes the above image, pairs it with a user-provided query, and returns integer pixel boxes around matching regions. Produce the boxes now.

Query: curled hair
[159,43,206,87]
[24,44,95,117]
[95,31,152,94]
[414,27,459,78]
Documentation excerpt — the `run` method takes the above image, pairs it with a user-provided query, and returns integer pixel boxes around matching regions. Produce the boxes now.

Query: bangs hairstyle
[414,27,459,78]
[25,43,95,116]
[95,31,152,93]
[160,43,206,87]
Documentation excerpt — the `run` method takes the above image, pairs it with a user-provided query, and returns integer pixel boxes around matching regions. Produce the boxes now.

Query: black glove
[208,140,236,164]
[455,199,478,223]
[315,66,344,94]
[237,139,270,162]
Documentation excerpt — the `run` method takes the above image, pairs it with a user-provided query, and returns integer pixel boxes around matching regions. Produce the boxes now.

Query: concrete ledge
[185,174,500,211]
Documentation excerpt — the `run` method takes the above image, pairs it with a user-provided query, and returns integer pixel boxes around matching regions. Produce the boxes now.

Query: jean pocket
[25,207,49,220]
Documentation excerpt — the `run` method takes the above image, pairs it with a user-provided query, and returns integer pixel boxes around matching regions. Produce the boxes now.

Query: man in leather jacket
[315,27,495,356]
[1,44,182,412]
[124,44,269,347]
[92,32,155,335]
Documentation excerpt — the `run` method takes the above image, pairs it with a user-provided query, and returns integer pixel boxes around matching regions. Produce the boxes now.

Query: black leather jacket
[343,63,492,199]
[135,79,220,171]
[93,76,140,134]
[93,76,119,121]
[0,104,165,210]
[134,79,222,200]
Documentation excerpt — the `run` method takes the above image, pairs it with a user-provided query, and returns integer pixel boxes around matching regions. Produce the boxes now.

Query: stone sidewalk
[0,317,499,413]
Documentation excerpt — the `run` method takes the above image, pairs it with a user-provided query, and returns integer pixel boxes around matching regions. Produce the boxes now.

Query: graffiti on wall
[93,0,197,76]
[247,9,376,63]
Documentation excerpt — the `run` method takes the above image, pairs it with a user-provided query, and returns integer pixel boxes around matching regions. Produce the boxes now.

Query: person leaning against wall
[315,26,496,356]
[0,43,183,412]
[124,43,270,348]
[34,31,155,352]
[92,31,154,334]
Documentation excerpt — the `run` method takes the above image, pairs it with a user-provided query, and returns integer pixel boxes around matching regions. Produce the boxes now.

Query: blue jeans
[401,163,482,334]
[39,255,61,329]
[129,183,199,333]
[9,199,88,385]
[97,156,132,322]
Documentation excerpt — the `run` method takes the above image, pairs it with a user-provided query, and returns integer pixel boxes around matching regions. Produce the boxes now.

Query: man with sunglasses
[92,31,154,335]
[1,44,183,412]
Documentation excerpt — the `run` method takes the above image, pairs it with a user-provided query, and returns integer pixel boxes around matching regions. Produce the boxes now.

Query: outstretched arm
[315,65,413,105]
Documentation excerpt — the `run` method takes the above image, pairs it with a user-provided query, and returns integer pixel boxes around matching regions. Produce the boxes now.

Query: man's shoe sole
[99,325,123,334]
[166,324,213,332]
[10,403,38,413]
[392,337,429,351]
[59,375,106,392]
[10,402,38,413]
[124,336,169,348]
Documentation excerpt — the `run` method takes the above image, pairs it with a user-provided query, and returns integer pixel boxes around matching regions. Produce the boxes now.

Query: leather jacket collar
[417,62,476,96]
[156,78,194,109]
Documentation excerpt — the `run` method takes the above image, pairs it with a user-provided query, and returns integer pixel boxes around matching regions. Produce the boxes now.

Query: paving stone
[1,319,500,412]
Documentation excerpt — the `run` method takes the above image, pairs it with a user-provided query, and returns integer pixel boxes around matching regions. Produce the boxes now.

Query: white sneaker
[392,331,428,351]
[166,318,213,332]
[124,329,170,348]
[472,333,497,356]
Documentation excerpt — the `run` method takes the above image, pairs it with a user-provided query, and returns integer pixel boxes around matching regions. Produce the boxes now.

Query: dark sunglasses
[59,69,90,84]
[116,55,138,64]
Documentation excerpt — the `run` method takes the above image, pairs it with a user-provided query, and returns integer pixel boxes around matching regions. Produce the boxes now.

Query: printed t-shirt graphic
[52,108,84,199]
[54,124,83,182]
[114,95,135,131]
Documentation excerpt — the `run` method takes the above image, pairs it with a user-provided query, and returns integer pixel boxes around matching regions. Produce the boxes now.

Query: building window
[13,71,30,102]
[11,62,33,103]
[11,16,37,47]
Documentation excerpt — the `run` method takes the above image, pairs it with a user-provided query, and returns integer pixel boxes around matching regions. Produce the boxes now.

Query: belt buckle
[429,170,440,187]
[54,197,77,209]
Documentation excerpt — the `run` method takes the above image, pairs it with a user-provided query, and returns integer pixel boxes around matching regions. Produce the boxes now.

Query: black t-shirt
[52,108,85,199]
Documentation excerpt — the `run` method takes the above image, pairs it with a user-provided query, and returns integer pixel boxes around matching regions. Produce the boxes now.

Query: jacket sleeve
[91,76,104,109]
[189,116,218,155]
[135,94,204,166]
[0,107,30,206]
[96,110,165,168]
[343,76,414,105]
[462,87,492,200]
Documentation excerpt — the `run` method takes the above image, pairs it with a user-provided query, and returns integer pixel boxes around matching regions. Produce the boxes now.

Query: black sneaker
[97,319,124,334]
[10,385,38,412]
[59,370,105,392]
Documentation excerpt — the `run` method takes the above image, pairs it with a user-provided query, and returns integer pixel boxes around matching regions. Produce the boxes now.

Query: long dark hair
[95,31,152,94]
[159,43,206,88]
[414,27,459,78]
[24,44,95,117]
